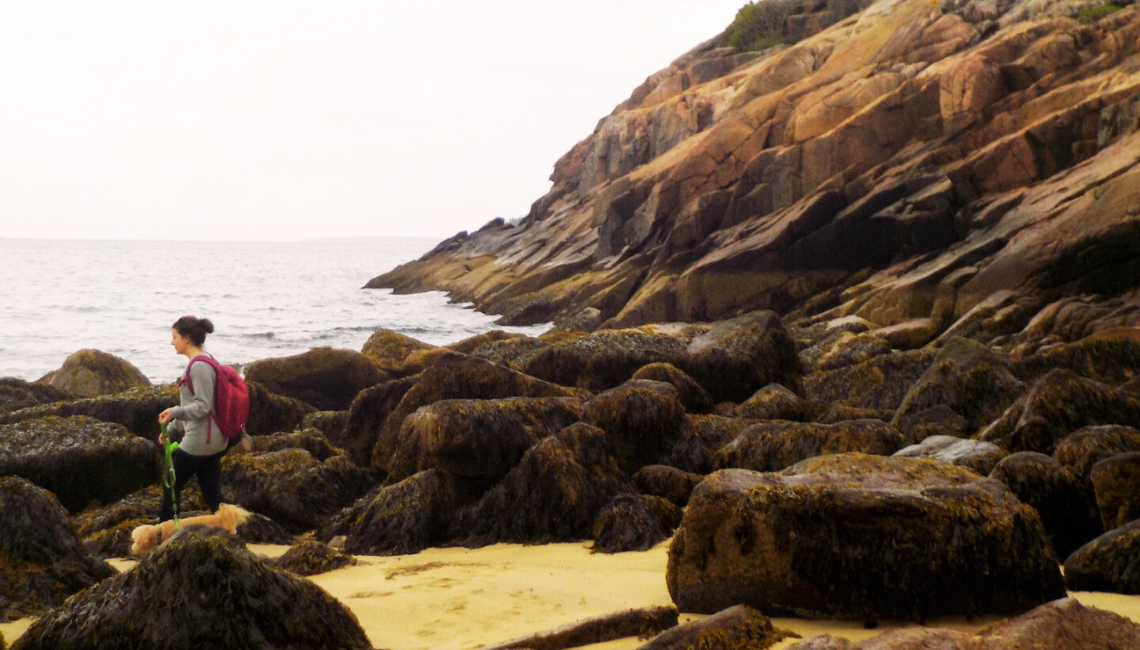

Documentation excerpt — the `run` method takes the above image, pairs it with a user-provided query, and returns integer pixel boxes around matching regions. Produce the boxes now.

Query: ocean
[0,238,550,384]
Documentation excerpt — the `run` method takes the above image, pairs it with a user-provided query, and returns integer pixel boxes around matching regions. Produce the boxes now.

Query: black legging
[160,448,225,522]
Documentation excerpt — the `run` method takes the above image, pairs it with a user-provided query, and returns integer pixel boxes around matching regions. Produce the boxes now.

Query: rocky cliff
[368,0,1140,340]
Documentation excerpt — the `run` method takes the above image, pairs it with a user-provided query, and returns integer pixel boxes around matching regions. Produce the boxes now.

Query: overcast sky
[0,1,746,242]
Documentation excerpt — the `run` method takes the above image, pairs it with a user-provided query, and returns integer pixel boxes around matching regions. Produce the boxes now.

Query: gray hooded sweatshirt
[168,353,228,456]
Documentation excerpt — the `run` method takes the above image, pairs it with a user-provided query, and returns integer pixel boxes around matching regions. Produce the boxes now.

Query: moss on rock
[717,420,904,472]
[803,349,936,413]
[524,329,688,392]
[591,493,682,554]
[735,383,811,421]
[683,311,802,403]
[633,465,704,507]
[0,377,72,413]
[1090,451,1140,531]
[362,328,437,374]
[43,348,151,398]
[245,347,390,411]
[1053,425,1140,488]
[274,540,356,576]
[583,381,687,474]
[632,362,715,414]
[2,385,179,440]
[1064,519,1140,594]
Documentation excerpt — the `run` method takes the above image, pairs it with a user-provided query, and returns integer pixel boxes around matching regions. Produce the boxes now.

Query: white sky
[0,1,746,242]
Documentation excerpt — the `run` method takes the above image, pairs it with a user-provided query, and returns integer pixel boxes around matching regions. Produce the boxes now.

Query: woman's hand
[158,409,174,424]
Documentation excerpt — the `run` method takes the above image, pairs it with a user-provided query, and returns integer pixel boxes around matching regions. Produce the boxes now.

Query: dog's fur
[130,503,251,555]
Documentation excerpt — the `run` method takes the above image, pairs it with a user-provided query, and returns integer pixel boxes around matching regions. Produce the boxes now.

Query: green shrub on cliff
[1078,3,1124,23]
[726,1,791,52]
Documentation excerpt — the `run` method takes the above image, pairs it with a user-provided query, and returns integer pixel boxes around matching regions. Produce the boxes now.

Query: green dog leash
[161,422,181,529]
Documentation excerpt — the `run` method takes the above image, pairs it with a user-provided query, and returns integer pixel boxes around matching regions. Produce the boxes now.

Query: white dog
[130,503,252,555]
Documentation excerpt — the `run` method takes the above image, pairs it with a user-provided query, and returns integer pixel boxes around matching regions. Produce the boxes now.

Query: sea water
[0,238,549,384]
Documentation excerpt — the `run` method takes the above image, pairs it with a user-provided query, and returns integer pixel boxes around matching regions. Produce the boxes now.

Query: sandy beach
[4,539,1138,650]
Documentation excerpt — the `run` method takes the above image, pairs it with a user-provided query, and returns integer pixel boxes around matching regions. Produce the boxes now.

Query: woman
[158,315,228,522]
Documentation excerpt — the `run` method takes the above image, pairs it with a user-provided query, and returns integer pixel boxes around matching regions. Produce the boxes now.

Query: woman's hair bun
[200,318,215,334]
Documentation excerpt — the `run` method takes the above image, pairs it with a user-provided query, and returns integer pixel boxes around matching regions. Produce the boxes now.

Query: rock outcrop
[245,346,389,411]
[41,348,151,398]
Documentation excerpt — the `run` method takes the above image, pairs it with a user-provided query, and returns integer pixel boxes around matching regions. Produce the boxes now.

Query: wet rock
[1090,452,1140,531]
[591,493,681,554]
[684,311,802,403]
[1,384,179,440]
[977,369,1140,454]
[371,353,578,473]
[894,338,1025,433]
[0,377,72,413]
[894,405,971,445]
[325,469,477,555]
[667,454,1065,620]
[632,362,715,414]
[989,452,1101,559]
[657,414,753,474]
[10,526,371,650]
[362,328,437,374]
[274,540,356,576]
[246,428,345,461]
[633,465,703,507]
[0,416,159,513]
[893,435,1005,476]
[42,348,151,398]
[583,380,686,474]
[735,383,811,421]
[244,381,312,436]
[222,449,369,534]
[804,349,936,413]
[451,424,631,547]
[1053,425,1140,488]
[0,476,116,623]
[717,420,904,472]
[388,397,583,484]
[301,409,349,441]
[1064,519,1140,594]
[245,346,389,411]
[637,604,797,650]
[524,328,688,392]
[340,375,418,467]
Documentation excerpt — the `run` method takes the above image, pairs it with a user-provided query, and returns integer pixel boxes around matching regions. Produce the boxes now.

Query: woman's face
[171,329,191,355]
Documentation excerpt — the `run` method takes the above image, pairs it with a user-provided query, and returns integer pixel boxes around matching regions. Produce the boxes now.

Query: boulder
[274,540,356,576]
[451,424,632,547]
[1053,425,1140,488]
[873,318,940,351]
[1090,452,1140,531]
[0,416,159,513]
[633,465,703,507]
[445,329,527,355]
[0,476,116,623]
[43,348,151,398]
[683,311,802,403]
[977,369,1140,454]
[10,526,371,650]
[893,434,1005,475]
[243,381,312,436]
[0,377,72,413]
[222,449,370,534]
[989,452,1102,559]
[894,405,971,445]
[301,409,349,441]
[893,338,1025,432]
[803,349,936,412]
[245,428,345,461]
[1064,519,1140,594]
[667,454,1065,620]
[784,598,1140,650]
[524,329,688,392]
[717,420,904,472]
[244,347,389,411]
[657,414,754,474]
[388,397,583,484]
[1,384,179,440]
[1012,329,1140,385]
[324,469,477,555]
[735,383,811,421]
[637,605,797,650]
[815,332,892,371]
[468,335,555,370]
[632,362,715,414]
[362,328,437,374]
[591,494,682,554]
[371,353,579,472]
[583,380,686,474]
[482,606,678,650]
[340,375,418,467]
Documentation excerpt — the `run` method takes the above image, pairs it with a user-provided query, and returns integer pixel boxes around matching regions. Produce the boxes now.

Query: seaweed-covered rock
[0,476,116,623]
[325,469,476,555]
[656,414,753,474]
[978,369,1140,454]
[784,598,1140,650]
[735,384,811,421]
[247,428,345,461]
[1053,425,1140,487]
[362,328,437,374]
[632,362,715,414]
[1090,452,1140,531]
[1013,329,1140,385]
[452,424,632,546]
[637,604,796,650]
[989,452,1102,559]
[684,311,802,403]
[274,540,356,576]
[245,347,389,411]
[43,348,151,398]
[667,454,1065,620]
[803,349,936,412]
[10,526,371,650]
[1,384,178,439]
[388,397,583,484]
[583,380,686,474]
[446,329,527,355]
[341,375,418,467]
[302,410,349,441]
[717,420,904,473]
[815,332,892,372]
[371,353,578,472]
[244,381,312,436]
[633,465,703,507]
[524,329,688,392]
[468,335,554,370]
[0,377,72,413]
[0,416,158,513]
[894,404,971,445]
[894,338,1025,432]
[591,494,681,554]
[1064,519,1140,594]
[237,511,296,545]
[893,435,1005,476]
[483,606,678,650]
[222,449,369,534]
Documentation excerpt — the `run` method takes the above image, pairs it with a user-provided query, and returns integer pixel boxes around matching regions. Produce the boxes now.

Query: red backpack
[179,354,250,445]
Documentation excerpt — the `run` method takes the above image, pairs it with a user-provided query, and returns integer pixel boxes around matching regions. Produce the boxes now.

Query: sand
[3,540,1139,649]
